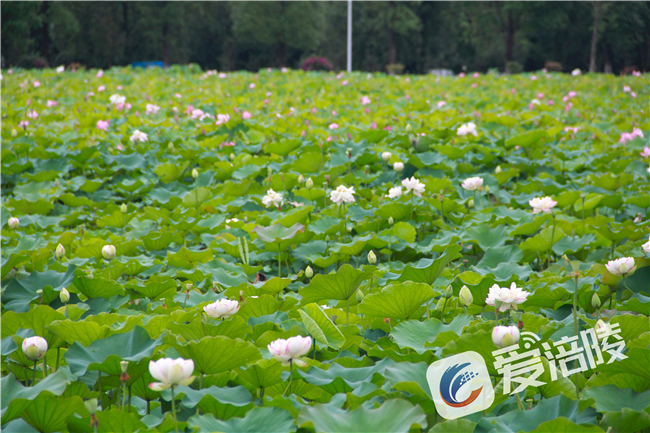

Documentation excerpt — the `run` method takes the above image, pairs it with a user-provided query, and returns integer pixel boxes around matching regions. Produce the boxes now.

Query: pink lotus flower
[329,123,339,129]
[242,111,251,119]
[384,125,392,131]
[632,71,640,76]
[471,83,477,88]
[458,72,465,78]
[268,336,312,366]
[605,257,636,276]
[46,100,57,107]
[564,127,579,134]
[547,100,554,106]
[249,83,256,89]
[371,122,377,130]
[486,283,530,312]
[96,70,104,78]
[361,96,371,105]
[219,141,235,149]
[563,96,569,103]
[33,81,41,88]
[537,93,544,99]
[264,99,269,105]
[511,88,516,94]
[568,91,577,98]
[620,132,633,144]
[342,80,348,86]
[473,72,479,78]
[19,120,29,129]
[216,113,230,125]
[405,94,411,99]
[8,69,13,75]
[623,85,631,93]
[565,103,573,111]
[301,130,306,137]
[116,144,124,151]
[531,75,537,80]
[97,85,105,92]
[26,110,38,119]
[437,101,446,108]
[96,120,109,130]
[266,92,272,97]
[639,146,650,158]
[631,92,637,98]
[327,136,333,142]
[332,110,337,116]
[312,107,317,114]
[365,107,370,114]
[174,93,182,99]
[631,128,644,139]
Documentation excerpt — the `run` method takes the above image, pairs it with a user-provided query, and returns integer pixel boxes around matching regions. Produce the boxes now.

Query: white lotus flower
[485,283,530,312]
[461,177,483,191]
[492,326,520,348]
[204,299,240,319]
[386,186,402,199]
[393,162,404,172]
[22,336,48,361]
[130,130,148,143]
[267,336,312,366]
[146,104,160,115]
[56,65,65,73]
[109,94,126,105]
[571,69,582,76]
[401,177,425,197]
[457,122,478,137]
[605,257,636,276]
[262,189,283,208]
[382,151,392,161]
[643,236,650,253]
[148,358,195,391]
[330,185,356,206]
[529,196,557,214]
[216,113,230,125]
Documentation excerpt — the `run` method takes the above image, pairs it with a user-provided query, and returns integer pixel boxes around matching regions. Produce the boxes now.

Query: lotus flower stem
[410,192,414,221]
[171,387,179,433]
[23,365,28,385]
[128,385,132,413]
[289,359,294,395]
[548,213,556,269]
[32,360,37,386]
[572,272,580,397]
[441,298,448,324]
[278,243,282,278]
[346,298,350,324]
[55,347,60,371]
[515,392,525,411]
[43,354,47,378]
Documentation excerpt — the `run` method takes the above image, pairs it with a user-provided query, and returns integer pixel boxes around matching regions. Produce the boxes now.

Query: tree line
[2,1,649,74]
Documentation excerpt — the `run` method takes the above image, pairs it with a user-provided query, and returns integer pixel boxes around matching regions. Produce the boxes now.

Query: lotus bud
[119,203,127,214]
[168,142,174,151]
[60,287,70,304]
[12,129,18,137]
[591,293,601,309]
[595,319,608,339]
[22,336,48,361]
[192,168,199,179]
[55,243,66,259]
[388,217,394,226]
[495,165,502,173]
[305,266,313,279]
[305,178,313,189]
[393,162,404,172]
[8,217,19,230]
[356,289,364,303]
[298,174,305,184]
[229,153,235,161]
[405,124,412,132]
[366,251,376,264]
[102,245,116,260]
[382,151,392,161]
[485,185,490,193]
[84,398,98,415]
[492,325,520,348]
[325,235,330,242]
[444,285,453,299]
[468,199,474,208]
[459,285,473,306]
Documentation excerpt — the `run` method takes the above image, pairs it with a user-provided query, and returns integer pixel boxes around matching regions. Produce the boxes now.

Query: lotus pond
[1,66,649,433]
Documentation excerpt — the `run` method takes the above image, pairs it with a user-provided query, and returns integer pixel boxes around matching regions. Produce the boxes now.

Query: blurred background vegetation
[2,1,649,74]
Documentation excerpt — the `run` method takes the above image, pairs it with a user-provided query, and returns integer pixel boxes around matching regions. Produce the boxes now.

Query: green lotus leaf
[391,315,472,354]
[396,245,462,285]
[298,303,345,350]
[358,282,435,320]
[1,371,70,424]
[189,406,294,433]
[300,264,374,304]
[252,223,305,243]
[174,336,261,375]
[298,398,427,433]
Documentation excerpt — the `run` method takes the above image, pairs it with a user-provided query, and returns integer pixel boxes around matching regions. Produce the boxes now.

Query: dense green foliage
[1,67,649,432]
[2,1,650,73]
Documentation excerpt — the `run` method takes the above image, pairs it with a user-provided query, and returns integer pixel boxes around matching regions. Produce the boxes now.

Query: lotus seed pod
[367,250,377,264]
[60,287,70,303]
[192,168,199,179]
[305,266,313,279]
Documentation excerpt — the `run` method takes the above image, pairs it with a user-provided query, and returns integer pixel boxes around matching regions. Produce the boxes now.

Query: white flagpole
[347,0,352,72]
